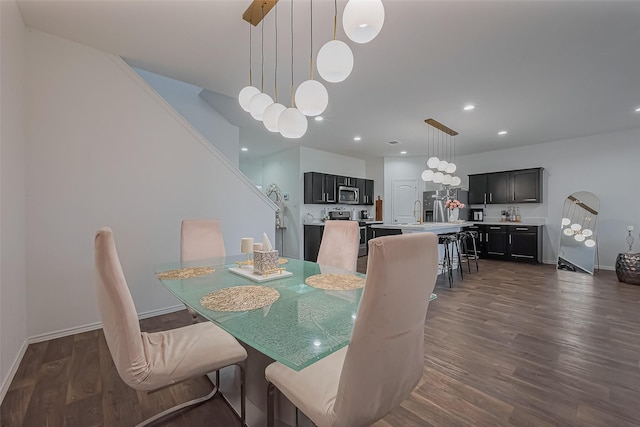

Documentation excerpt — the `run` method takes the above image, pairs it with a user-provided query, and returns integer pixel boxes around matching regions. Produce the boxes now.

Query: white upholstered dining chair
[180,218,226,323]
[265,232,439,427]
[95,227,247,427]
[316,220,360,272]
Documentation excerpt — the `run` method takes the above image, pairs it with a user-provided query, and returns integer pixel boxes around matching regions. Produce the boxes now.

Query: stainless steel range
[328,210,367,257]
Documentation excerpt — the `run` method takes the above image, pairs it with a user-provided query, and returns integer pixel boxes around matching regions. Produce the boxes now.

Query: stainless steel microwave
[338,186,359,204]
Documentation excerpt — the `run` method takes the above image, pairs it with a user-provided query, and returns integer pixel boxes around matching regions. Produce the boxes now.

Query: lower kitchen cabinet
[485,225,508,258]
[508,225,542,262]
[465,224,543,263]
[304,225,324,262]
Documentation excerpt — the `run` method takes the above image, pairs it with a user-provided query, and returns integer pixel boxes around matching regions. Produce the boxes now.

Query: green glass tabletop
[155,256,364,371]
[155,255,437,371]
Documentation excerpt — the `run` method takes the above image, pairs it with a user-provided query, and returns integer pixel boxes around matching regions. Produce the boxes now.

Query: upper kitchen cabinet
[469,174,488,204]
[468,168,543,205]
[336,176,358,187]
[357,178,374,205]
[304,172,337,204]
[510,168,543,203]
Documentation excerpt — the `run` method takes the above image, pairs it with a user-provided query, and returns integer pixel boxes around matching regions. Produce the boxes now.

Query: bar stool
[438,233,463,287]
[458,230,479,273]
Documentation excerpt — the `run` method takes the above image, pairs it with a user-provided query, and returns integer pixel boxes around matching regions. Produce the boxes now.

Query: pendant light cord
[274,2,278,102]
[261,5,265,92]
[249,23,253,86]
[333,0,337,40]
[291,0,294,106]
[310,0,314,80]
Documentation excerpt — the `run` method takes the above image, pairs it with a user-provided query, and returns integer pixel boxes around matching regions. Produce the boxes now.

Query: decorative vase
[448,208,459,222]
[616,252,640,285]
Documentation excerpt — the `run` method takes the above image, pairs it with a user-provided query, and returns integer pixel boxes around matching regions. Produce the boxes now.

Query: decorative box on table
[253,249,279,275]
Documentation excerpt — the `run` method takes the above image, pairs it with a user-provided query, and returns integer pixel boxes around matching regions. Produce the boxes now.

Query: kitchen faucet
[413,200,423,224]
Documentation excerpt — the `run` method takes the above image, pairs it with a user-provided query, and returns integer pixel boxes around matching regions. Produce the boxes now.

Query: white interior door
[392,179,419,223]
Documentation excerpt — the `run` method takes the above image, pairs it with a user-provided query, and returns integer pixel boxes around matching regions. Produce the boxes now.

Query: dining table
[154,254,436,426]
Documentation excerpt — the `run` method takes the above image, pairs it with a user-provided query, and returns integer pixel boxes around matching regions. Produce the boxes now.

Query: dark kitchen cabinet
[357,178,374,205]
[510,168,542,203]
[487,172,510,204]
[304,225,324,262]
[337,176,357,187]
[304,172,336,204]
[468,175,488,205]
[468,168,543,205]
[508,225,542,263]
[485,225,508,259]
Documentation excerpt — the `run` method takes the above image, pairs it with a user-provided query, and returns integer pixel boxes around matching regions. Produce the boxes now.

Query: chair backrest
[333,232,438,426]
[180,219,226,262]
[94,227,148,389]
[316,220,360,273]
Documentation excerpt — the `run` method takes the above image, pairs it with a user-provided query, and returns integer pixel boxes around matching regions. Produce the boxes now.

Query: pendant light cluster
[421,118,462,187]
[561,195,597,248]
[238,0,385,139]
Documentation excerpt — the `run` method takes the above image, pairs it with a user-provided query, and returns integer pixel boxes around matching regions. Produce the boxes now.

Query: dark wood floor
[3,259,640,426]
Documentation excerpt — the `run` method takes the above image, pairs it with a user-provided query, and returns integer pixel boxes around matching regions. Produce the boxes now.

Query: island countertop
[370,222,472,233]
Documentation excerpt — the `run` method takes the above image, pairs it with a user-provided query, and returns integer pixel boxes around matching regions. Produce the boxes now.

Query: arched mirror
[557,191,599,274]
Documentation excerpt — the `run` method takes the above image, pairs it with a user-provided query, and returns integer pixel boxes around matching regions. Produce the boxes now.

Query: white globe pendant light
[575,234,586,242]
[437,160,449,171]
[561,217,571,226]
[342,0,385,44]
[563,228,574,236]
[249,92,273,121]
[582,229,593,237]
[442,174,453,185]
[263,102,286,132]
[421,169,434,182]
[427,156,440,169]
[585,239,596,247]
[239,86,260,112]
[446,163,457,174]
[451,176,462,186]
[433,172,444,183]
[279,107,308,138]
[317,40,354,83]
[571,223,582,231]
[295,80,328,116]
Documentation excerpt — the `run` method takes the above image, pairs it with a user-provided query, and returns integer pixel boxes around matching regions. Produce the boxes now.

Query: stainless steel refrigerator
[423,189,469,223]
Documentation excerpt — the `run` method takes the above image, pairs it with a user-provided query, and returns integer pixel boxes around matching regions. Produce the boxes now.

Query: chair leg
[239,364,246,426]
[471,235,479,272]
[267,382,276,427]
[136,377,219,427]
[454,240,463,280]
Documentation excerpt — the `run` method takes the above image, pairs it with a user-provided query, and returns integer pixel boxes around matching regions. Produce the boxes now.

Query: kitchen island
[370,222,472,237]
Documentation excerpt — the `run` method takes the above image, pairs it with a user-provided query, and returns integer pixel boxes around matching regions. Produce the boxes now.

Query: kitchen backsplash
[303,204,374,223]
[468,203,548,224]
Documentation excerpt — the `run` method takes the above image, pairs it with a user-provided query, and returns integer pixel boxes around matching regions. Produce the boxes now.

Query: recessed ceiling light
[241,147,248,151]
[400,151,407,154]
[354,136,362,141]
[463,105,475,111]
[635,107,640,113]
[315,116,324,121]
[498,130,508,135]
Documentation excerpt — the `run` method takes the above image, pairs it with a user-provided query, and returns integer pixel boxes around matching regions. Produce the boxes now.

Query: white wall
[132,67,240,167]
[262,147,301,258]
[384,128,640,268]
[0,0,28,400]
[24,30,275,338]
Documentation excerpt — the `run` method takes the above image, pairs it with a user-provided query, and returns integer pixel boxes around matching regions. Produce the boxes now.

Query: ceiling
[16,0,640,161]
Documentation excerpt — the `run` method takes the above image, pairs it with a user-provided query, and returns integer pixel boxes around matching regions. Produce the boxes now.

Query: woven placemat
[305,274,365,290]
[200,286,280,312]
[156,267,215,280]
[278,258,288,265]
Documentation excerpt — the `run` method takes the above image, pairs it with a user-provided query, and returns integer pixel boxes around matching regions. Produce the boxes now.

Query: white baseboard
[1,304,185,405]
[27,304,185,344]
[0,339,29,404]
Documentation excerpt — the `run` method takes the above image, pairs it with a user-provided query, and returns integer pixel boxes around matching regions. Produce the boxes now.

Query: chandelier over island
[422,118,462,187]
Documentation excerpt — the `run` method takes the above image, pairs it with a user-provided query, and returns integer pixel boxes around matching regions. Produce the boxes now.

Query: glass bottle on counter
[516,207,521,222]
[510,207,516,222]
